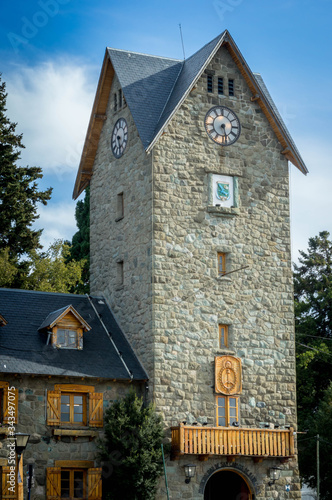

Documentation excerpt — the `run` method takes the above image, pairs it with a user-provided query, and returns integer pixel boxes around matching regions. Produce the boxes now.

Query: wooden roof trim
[0,314,8,327]
[225,38,308,175]
[49,305,92,332]
[73,51,114,199]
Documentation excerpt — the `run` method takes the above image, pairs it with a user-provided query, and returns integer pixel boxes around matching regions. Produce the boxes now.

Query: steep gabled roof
[0,288,148,380]
[38,304,92,332]
[73,30,308,199]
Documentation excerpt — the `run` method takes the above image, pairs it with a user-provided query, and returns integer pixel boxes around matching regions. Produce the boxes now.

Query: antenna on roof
[179,24,186,60]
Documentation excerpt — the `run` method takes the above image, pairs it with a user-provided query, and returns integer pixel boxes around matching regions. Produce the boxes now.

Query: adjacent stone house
[73,29,308,499]
[0,288,147,499]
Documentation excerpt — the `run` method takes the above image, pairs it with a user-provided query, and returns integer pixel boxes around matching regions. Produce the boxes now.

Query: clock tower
[74,30,307,499]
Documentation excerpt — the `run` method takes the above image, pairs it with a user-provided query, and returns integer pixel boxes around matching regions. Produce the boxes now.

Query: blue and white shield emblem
[216,182,230,202]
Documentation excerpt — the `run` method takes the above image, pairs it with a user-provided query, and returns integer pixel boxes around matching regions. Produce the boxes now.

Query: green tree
[0,248,18,287]
[23,240,84,293]
[0,75,52,260]
[294,231,332,497]
[98,391,164,500]
[67,187,90,293]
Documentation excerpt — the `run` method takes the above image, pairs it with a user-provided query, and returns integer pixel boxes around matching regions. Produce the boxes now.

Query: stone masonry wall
[90,72,154,380]
[152,45,300,498]
[0,374,143,500]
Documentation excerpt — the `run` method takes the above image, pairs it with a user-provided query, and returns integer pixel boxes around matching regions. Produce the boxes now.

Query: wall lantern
[15,432,30,461]
[268,466,281,486]
[184,464,196,484]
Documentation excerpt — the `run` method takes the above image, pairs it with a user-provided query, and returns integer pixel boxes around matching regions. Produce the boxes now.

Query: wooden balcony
[171,423,295,461]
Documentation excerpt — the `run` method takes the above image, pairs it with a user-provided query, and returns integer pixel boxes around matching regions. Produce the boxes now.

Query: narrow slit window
[207,75,213,93]
[219,324,228,348]
[218,77,224,95]
[228,79,234,96]
[114,93,118,112]
[117,260,124,286]
[118,89,122,108]
[217,252,226,276]
[116,192,124,220]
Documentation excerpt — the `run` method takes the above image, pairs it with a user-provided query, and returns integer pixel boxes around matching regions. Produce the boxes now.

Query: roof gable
[73,30,308,199]
[38,304,91,332]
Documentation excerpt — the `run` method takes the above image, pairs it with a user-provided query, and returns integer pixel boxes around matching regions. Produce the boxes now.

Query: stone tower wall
[90,73,154,379]
[151,45,300,498]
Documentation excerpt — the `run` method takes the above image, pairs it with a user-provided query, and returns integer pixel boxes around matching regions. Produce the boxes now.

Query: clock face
[204,106,241,146]
[111,118,128,158]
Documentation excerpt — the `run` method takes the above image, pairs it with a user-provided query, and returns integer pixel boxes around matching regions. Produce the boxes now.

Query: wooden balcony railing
[171,423,295,460]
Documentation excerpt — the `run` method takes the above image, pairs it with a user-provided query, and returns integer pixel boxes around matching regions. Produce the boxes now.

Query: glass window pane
[74,471,84,498]
[230,398,236,406]
[218,417,226,426]
[61,395,70,404]
[230,408,236,417]
[217,397,225,406]
[57,330,65,344]
[74,413,83,422]
[74,396,83,405]
[218,407,226,417]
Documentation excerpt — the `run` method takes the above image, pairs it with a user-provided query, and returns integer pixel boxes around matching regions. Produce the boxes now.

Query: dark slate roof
[38,305,71,331]
[108,33,226,150]
[0,289,147,380]
[108,48,182,149]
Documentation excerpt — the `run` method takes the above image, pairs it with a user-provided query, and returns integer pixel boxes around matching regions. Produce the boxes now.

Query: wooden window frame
[47,464,102,500]
[60,468,87,499]
[216,395,239,427]
[219,324,228,348]
[47,385,103,428]
[217,252,227,276]
[61,392,87,426]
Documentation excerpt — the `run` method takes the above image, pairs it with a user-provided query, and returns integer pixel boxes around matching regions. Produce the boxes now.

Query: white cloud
[5,60,96,173]
[37,202,77,250]
[290,138,332,263]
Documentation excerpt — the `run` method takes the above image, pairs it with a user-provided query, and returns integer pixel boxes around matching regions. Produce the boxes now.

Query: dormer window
[38,305,91,350]
[57,329,79,349]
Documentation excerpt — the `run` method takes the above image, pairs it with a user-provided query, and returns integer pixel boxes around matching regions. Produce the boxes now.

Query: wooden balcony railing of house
[171,423,295,462]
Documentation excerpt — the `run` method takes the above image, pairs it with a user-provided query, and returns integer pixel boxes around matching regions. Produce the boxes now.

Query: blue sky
[1,0,332,260]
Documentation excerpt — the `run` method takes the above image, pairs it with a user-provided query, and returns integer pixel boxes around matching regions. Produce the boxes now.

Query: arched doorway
[204,469,253,500]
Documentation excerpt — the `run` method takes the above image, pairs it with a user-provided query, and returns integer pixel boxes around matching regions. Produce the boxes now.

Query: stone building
[73,29,308,499]
[0,288,147,499]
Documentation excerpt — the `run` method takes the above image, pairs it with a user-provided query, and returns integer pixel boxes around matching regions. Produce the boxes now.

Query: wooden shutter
[47,391,61,425]
[46,467,61,500]
[87,468,102,500]
[2,466,17,500]
[3,387,18,425]
[88,393,103,427]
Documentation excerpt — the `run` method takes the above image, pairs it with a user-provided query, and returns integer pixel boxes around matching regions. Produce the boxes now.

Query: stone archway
[204,469,253,500]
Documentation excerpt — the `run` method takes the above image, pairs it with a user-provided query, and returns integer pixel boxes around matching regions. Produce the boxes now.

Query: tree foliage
[98,391,164,500]
[0,75,52,259]
[67,187,90,294]
[294,231,332,498]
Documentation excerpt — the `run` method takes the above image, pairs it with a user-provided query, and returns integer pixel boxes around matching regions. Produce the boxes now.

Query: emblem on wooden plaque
[215,356,242,395]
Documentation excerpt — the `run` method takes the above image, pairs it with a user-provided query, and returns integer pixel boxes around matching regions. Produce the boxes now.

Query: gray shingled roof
[106,30,307,173]
[0,289,147,380]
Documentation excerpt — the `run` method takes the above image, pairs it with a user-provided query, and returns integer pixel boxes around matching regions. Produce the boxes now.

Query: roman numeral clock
[204,106,241,145]
[111,118,128,158]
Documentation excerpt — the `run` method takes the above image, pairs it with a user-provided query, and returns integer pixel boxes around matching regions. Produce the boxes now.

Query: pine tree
[0,75,52,261]
[294,231,332,497]
[98,391,164,500]
[67,186,90,293]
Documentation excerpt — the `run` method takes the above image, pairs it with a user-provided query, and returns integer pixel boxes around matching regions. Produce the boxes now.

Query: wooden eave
[73,50,115,199]
[49,305,92,332]
[0,314,8,327]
